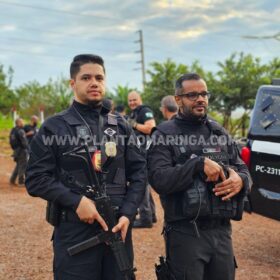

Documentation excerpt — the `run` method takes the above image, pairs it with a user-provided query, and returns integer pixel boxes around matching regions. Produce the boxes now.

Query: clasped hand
[76,196,130,240]
[204,158,243,200]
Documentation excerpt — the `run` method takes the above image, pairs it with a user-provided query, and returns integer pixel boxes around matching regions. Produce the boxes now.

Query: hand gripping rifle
[63,143,135,279]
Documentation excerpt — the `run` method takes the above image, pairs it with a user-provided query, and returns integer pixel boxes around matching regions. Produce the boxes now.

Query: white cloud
[153,0,214,9]
[27,46,46,54]
[175,27,207,39]
[0,24,17,32]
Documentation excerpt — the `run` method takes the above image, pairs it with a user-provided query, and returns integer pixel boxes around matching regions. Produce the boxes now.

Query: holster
[155,256,172,280]
[182,176,211,219]
[46,201,61,226]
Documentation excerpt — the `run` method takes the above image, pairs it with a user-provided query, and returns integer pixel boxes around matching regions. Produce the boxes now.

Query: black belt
[196,218,230,230]
[60,206,120,223]
[60,209,81,223]
[168,218,230,231]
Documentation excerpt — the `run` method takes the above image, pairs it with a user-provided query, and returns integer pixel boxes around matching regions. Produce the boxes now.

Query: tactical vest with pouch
[156,118,245,222]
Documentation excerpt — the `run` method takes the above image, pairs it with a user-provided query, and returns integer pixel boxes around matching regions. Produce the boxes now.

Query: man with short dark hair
[127,91,157,228]
[24,115,39,145]
[26,54,146,280]
[115,104,126,117]
[160,95,178,120]
[9,118,28,186]
[148,73,252,280]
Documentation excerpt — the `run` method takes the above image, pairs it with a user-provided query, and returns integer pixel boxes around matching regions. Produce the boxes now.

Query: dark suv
[241,80,280,220]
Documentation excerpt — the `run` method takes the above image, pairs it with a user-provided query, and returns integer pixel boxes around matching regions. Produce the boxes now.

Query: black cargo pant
[53,217,134,280]
[165,219,236,280]
[10,148,28,184]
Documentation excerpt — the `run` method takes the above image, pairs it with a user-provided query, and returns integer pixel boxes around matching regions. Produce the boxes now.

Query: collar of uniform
[72,100,111,116]
[176,111,207,126]
[62,106,84,125]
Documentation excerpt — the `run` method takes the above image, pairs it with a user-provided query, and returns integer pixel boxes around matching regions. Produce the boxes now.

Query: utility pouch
[182,177,211,219]
[155,256,172,280]
[231,195,245,221]
[210,164,242,220]
[46,201,61,226]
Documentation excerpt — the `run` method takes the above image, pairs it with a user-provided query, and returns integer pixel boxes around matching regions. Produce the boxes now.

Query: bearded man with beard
[25,54,146,280]
[148,73,251,280]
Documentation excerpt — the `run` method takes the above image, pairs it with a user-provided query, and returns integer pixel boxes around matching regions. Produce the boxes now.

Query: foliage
[1,53,280,137]
[0,113,13,129]
[108,84,137,114]
[0,64,18,115]
[213,53,270,133]
[142,58,188,121]
[14,77,73,117]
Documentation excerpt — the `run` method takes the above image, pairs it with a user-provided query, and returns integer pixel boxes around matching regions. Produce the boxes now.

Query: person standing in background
[9,117,28,186]
[24,115,39,146]
[127,91,157,228]
[160,95,178,120]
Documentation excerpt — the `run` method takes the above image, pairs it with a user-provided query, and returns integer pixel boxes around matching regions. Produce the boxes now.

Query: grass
[0,115,14,130]
[0,129,12,155]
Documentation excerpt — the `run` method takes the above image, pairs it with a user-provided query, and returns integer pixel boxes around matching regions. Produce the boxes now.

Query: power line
[0,0,120,22]
[0,23,134,43]
[0,36,135,54]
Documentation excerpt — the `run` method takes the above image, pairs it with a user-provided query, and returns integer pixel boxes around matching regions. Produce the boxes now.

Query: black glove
[127,118,138,129]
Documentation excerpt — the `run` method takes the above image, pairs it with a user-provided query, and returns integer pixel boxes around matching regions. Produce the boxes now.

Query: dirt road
[0,154,279,280]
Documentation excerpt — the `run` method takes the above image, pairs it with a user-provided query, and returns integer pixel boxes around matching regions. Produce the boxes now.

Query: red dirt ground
[0,152,279,280]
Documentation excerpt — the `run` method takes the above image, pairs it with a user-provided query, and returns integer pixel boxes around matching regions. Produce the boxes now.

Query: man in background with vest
[148,73,252,280]
[25,54,146,280]
[24,115,39,146]
[9,117,28,186]
[127,91,157,228]
[160,95,178,120]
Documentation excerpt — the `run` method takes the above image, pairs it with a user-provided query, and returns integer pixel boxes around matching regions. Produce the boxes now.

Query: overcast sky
[0,0,279,92]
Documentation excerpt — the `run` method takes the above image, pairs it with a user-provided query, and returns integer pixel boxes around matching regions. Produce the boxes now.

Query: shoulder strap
[156,120,193,164]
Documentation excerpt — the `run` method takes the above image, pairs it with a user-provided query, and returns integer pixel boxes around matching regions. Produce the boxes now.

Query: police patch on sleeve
[145,112,154,118]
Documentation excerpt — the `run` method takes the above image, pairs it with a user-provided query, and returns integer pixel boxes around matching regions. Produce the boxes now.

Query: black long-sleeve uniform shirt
[25,100,147,221]
[148,114,252,222]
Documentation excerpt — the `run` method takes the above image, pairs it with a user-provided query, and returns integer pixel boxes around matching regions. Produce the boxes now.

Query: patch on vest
[76,126,91,139]
[104,128,116,137]
[145,112,154,118]
[202,147,221,153]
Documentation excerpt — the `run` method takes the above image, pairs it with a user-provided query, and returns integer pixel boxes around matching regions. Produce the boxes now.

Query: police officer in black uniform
[148,73,252,280]
[127,91,157,228]
[25,54,146,280]
[160,95,178,121]
[10,117,28,186]
[24,115,39,146]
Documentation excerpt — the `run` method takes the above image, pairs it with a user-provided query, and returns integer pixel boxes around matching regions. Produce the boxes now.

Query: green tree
[214,52,269,134]
[0,64,17,115]
[143,59,188,121]
[110,85,137,113]
[15,77,73,118]
[46,77,73,113]
[267,58,280,79]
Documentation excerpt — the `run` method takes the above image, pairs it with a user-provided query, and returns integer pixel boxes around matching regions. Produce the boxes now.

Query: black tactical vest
[56,106,128,207]
[156,118,243,222]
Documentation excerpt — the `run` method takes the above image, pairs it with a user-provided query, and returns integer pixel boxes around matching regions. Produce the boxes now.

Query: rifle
[63,143,135,279]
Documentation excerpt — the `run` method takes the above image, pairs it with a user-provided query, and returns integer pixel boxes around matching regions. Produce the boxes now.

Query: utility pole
[134,30,146,91]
